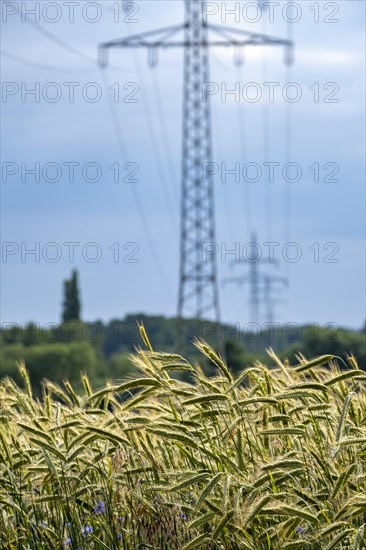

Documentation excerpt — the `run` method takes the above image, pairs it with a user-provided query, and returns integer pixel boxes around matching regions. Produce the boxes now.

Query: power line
[262,96,272,242]
[136,70,179,232]
[212,86,237,243]
[210,50,233,73]
[115,8,179,297]
[211,50,246,243]
[99,68,174,298]
[13,5,134,74]
[99,69,129,159]
[284,9,294,278]
[262,17,272,243]
[236,64,252,239]
[15,5,97,66]
[4,5,174,302]
[211,52,253,241]
[284,71,292,246]
[125,34,179,232]
[1,49,92,73]
[150,68,179,208]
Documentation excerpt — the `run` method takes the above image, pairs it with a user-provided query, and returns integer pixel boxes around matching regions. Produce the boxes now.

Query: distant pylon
[224,232,275,324]
[224,233,288,325]
[262,273,288,325]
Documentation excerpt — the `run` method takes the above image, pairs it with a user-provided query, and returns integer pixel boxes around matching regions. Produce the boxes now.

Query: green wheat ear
[17,360,32,399]
[138,321,153,351]
[0,332,365,549]
[193,338,233,382]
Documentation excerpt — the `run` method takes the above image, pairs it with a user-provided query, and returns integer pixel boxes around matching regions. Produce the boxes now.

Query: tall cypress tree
[62,270,81,323]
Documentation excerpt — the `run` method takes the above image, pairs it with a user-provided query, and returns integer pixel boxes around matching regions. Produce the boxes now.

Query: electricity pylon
[223,231,276,324]
[262,273,288,325]
[224,232,288,324]
[98,1,293,344]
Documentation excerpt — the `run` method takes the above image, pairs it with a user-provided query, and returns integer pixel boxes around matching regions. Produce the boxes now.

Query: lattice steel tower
[178,0,219,323]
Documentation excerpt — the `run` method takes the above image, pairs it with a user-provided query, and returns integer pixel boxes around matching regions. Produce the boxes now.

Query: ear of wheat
[0,329,365,549]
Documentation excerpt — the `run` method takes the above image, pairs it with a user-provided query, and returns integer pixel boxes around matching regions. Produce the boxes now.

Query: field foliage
[0,327,365,549]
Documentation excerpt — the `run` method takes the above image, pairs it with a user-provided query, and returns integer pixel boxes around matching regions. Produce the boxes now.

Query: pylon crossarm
[98,23,186,67]
[207,23,294,64]
[223,277,249,287]
[233,258,280,267]
[101,23,185,47]
[100,37,289,51]
[98,22,294,68]
[207,23,292,46]
[263,275,288,286]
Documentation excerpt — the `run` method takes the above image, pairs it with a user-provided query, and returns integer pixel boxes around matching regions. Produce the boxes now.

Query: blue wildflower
[180,513,187,520]
[82,525,93,536]
[117,533,123,541]
[41,520,47,527]
[63,538,72,546]
[94,500,106,514]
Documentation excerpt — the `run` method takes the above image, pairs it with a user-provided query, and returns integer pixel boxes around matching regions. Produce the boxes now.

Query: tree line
[1,270,365,395]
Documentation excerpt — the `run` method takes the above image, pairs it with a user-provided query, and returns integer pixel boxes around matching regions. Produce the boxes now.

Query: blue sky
[1,0,365,331]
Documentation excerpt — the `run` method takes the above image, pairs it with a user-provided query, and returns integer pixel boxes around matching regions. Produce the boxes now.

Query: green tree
[0,341,98,395]
[62,270,81,323]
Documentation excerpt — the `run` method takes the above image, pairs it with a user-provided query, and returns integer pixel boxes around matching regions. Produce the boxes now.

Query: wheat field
[0,327,365,549]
